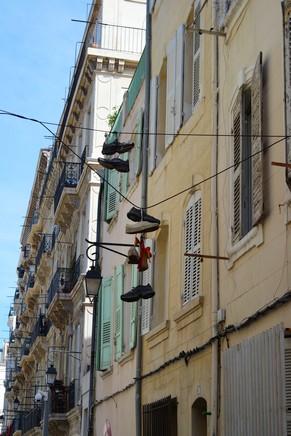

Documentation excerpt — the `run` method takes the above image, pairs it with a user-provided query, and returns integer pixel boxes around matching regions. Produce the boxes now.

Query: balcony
[54,162,82,231]
[13,408,41,435]
[48,380,77,434]
[47,257,84,329]
[35,233,53,286]
[91,22,145,55]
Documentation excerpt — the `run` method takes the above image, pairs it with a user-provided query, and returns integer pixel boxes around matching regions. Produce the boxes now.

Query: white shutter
[141,239,154,335]
[183,193,202,304]
[285,338,291,435]
[165,34,176,147]
[148,77,158,175]
[232,92,242,243]
[174,25,184,134]
[251,52,263,226]
[192,2,201,108]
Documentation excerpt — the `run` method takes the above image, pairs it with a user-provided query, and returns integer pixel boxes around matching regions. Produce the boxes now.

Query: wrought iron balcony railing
[30,314,51,348]
[20,338,31,358]
[91,22,145,54]
[51,380,76,414]
[54,162,82,212]
[22,407,41,433]
[51,225,60,252]
[35,234,53,270]
[47,268,72,307]
[47,256,83,308]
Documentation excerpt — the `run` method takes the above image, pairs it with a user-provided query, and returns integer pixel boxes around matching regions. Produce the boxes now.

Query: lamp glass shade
[85,265,102,297]
[13,397,20,411]
[46,364,57,386]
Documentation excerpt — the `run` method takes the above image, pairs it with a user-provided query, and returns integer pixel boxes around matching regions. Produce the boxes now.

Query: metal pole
[42,389,50,436]
[135,1,151,436]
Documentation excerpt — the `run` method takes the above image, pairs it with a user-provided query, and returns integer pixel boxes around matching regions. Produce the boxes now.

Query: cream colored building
[4,1,145,435]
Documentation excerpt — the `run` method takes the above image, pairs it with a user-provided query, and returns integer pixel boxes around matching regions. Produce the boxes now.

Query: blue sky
[0,1,90,344]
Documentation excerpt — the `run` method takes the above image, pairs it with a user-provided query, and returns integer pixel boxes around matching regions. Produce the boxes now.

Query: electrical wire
[0,109,288,212]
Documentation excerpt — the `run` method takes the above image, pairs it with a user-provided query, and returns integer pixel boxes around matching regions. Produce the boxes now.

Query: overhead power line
[0,109,288,211]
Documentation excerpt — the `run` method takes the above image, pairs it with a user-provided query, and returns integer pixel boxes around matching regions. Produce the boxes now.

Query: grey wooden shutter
[192,1,201,108]
[165,34,176,147]
[183,193,202,304]
[232,92,243,243]
[141,239,154,335]
[148,77,158,175]
[174,25,185,134]
[251,52,263,226]
[105,169,118,220]
[135,109,143,177]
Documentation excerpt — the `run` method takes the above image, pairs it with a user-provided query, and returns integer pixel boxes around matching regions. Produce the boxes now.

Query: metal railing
[35,234,53,269]
[47,268,72,307]
[30,314,51,348]
[51,225,60,252]
[54,162,82,212]
[51,380,76,414]
[91,22,145,54]
[27,273,35,289]
[71,255,83,290]
[22,407,41,433]
[20,338,31,358]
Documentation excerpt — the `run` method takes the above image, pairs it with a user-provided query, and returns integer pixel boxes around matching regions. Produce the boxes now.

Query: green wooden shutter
[135,110,143,177]
[165,34,176,147]
[129,265,139,349]
[251,52,263,226]
[105,169,118,220]
[119,153,129,200]
[100,277,112,370]
[114,265,124,360]
[149,77,158,175]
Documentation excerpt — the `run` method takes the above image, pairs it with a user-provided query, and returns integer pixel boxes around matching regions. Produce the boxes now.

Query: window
[105,169,118,221]
[114,265,124,361]
[192,398,207,436]
[143,396,178,436]
[122,264,139,351]
[183,192,202,305]
[232,53,263,243]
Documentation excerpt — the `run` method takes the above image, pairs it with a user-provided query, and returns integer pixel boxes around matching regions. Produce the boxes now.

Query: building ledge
[145,320,170,349]
[174,296,203,331]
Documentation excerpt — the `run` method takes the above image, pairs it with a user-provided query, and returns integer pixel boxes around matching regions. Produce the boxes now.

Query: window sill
[174,296,203,331]
[118,350,135,366]
[99,366,113,379]
[226,224,263,269]
[145,320,170,349]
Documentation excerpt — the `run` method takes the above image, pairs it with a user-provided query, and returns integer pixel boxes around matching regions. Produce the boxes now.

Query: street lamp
[13,397,20,412]
[45,364,57,386]
[84,264,102,298]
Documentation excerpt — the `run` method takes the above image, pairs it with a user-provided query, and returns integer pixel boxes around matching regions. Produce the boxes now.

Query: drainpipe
[135,1,151,435]
[210,2,220,435]
[88,181,103,436]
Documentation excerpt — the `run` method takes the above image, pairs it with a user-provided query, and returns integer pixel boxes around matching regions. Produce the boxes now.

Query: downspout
[210,2,220,435]
[88,180,104,436]
[136,1,151,435]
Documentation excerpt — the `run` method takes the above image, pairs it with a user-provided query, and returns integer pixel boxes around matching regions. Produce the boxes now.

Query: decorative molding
[174,296,203,330]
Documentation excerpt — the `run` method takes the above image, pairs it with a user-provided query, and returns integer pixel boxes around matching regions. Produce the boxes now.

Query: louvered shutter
[232,92,243,243]
[286,338,291,435]
[105,169,118,220]
[251,52,264,226]
[192,1,201,108]
[135,109,143,177]
[165,34,177,147]
[114,265,124,360]
[100,277,112,370]
[120,153,129,200]
[141,239,154,335]
[183,193,202,304]
[286,15,291,184]
[174,25,184,134]
[149,77,158,174]
[129,265,139,349]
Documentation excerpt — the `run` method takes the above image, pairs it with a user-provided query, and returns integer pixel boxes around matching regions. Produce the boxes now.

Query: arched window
[192,397,207,436]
